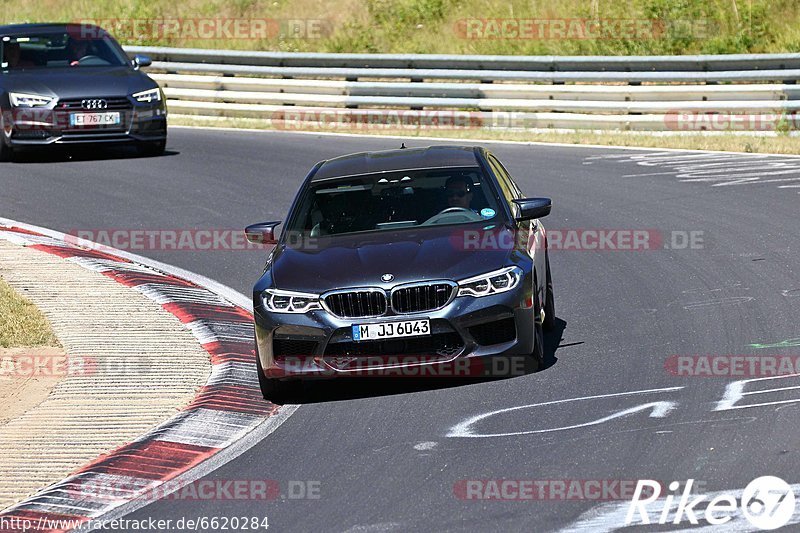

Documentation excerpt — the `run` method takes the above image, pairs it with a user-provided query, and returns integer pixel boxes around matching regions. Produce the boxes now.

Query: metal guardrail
[125,46,800,132]
[147,62,800,83]
[126,46,800,72]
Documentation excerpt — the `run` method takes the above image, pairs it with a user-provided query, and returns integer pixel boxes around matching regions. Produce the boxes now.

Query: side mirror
[132,55,152,69]
[245,221,281,245]
[512,197,551,221]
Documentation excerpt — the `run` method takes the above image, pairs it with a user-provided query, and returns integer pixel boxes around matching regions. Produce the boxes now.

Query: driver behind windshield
[444,175,474,210]
[66,38,91,66]
[294,169,497,238]
[3,42,34,69]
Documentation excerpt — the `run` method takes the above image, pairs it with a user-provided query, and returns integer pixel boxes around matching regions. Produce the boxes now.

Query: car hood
[271,223,517,294]
[2,67,155,99]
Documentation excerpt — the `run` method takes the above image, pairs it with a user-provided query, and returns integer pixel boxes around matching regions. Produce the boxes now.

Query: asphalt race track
[2,128,800,531]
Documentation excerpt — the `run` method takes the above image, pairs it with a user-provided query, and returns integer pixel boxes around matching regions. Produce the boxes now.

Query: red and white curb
[0,219,297,533]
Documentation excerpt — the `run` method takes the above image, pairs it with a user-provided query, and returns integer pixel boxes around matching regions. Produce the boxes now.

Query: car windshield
[286,166,502,238]
[1,32,129,70]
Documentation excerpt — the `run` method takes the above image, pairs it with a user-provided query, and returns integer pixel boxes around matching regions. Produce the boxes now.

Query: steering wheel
[422,207,483,226]
[75,55,106,66]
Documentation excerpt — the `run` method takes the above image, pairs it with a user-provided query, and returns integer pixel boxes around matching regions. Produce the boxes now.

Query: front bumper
[254,284,537,380]
[2,103,167,146]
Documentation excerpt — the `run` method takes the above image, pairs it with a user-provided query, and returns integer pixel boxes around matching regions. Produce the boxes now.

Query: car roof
[311,145,484,181]
[0,23,104,37]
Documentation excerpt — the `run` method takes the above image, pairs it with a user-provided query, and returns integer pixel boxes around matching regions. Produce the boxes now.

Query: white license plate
[352,319,430,341]
[70,112,121,126]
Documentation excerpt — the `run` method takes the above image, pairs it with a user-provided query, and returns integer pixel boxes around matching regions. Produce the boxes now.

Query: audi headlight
[457,266,523,297]
[132,87,162,104]
[263,288,322,313]
[9,92,55,108]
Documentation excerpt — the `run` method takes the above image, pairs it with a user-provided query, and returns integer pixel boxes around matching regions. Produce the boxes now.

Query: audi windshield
[1,32,129,70]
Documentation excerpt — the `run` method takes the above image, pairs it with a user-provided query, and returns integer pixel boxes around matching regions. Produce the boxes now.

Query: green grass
[0,277,60,348]
[3,0,799,54]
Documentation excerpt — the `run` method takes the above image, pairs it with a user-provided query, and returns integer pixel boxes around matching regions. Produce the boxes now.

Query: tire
[261,377,302,404]
[136,139,166,157]
[256,350,301,403]
[0,134,13,162]
[543,250,556,331]
[531,273,545,368]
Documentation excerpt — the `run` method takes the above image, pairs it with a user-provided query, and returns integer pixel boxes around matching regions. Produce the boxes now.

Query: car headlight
[263,288,322,313]
[9,92,55,108]
[132,87,162,104]
[457,266,523,297]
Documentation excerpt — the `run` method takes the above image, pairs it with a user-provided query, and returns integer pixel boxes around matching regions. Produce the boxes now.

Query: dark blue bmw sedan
[245,145,555,401]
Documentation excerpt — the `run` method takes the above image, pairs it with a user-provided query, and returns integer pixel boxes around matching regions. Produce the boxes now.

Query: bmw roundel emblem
[381,273,394,282]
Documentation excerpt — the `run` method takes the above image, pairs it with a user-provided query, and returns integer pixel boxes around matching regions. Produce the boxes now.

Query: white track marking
[133,283,235,306]
[588,151,800,194]
[621,171,677,177]
[154,408,265,448]
[447,387,683,438]
[716,373,800,411]
[68,257,162,275]
[206,361,258,386]
[185,320,254,344]
[682,297,755,310]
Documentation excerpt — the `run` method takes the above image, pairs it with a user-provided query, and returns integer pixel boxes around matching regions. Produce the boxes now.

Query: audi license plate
[352,319,430,341]
[70,112,120,126]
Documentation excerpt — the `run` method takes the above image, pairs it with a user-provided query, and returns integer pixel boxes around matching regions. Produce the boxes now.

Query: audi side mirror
[132,55,152,69]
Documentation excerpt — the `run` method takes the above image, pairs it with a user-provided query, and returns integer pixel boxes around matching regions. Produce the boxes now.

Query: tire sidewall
[543,249,555,330]
[533,273,545,364]
[0,127,11,162]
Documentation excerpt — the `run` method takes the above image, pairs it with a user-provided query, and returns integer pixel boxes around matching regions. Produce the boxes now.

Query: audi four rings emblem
[81,99,108,110]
